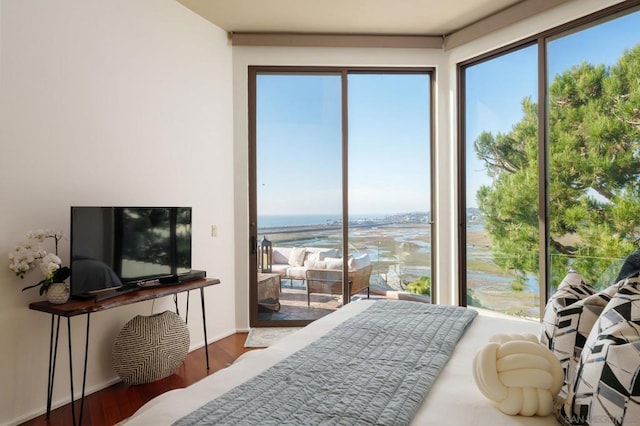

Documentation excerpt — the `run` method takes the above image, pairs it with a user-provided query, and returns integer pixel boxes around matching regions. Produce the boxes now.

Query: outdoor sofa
[270,246,373,304]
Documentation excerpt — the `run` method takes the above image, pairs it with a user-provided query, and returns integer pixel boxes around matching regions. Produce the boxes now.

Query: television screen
[70,207,192,297]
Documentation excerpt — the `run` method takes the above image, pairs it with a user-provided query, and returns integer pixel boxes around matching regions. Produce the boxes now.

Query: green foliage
[511,280,526,292]
[466,288,483,308]
[475,44,640,288]
[406,276,431,296]
[21,266,71,295]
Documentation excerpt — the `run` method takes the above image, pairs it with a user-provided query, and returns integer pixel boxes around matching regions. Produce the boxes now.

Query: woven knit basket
[112,311,190,385]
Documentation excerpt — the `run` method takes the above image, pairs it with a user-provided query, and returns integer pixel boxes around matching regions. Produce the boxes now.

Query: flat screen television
[70,207,192,297]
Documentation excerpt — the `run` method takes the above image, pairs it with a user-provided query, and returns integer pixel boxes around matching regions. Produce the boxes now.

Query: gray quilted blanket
[174,300,477,426]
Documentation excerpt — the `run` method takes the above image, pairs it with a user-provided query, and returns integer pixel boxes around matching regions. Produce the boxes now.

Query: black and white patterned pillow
[558,276,640,425]
[540,270,597,394]
[550,286,618,401]
[541,270,595,345]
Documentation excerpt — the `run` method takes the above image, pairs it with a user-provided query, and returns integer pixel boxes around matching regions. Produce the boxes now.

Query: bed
[123,300,558,425]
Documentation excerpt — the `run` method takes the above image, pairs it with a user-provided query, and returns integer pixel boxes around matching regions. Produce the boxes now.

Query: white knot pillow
[472,333,563,416]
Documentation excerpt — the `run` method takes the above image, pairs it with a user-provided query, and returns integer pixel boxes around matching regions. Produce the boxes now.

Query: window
[547,9,640,291]
[462,45,540,318]
[460,3,640,318]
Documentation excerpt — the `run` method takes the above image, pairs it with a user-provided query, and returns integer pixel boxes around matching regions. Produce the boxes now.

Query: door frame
[248,66,436,327]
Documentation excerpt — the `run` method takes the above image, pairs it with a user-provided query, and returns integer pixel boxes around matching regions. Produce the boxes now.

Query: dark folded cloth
[615,249,640,283]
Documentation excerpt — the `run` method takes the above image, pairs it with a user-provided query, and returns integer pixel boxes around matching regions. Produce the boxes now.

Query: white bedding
[123,300,559,425]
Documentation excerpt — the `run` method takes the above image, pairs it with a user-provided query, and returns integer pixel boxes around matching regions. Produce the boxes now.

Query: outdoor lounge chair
[305,264,373,306]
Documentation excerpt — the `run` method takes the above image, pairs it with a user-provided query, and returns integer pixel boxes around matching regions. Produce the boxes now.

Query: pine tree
[474,44,640,288]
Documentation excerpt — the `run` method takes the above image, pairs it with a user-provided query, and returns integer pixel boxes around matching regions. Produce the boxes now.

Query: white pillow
[272,247,290,265]
[318,248,339,260]
[307,248,340,262]
[304,260,327,269]
[349,253,371,270]
[324,257,343,270]
[288,247,307,267]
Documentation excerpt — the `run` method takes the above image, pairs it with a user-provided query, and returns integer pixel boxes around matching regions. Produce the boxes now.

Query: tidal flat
[259,222,540,318]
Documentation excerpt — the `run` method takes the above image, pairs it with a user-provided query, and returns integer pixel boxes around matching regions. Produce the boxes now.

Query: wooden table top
[29,278,221,317]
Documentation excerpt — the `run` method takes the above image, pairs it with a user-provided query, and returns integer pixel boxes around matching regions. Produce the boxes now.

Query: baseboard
[10,376,121,426]
[188,328,239,352]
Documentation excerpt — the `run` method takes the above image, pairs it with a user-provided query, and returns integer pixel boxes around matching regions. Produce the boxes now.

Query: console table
[29,278,220,426]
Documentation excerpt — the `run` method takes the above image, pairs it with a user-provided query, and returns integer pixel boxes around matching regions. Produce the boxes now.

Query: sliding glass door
[250,68,433,327]
[348,73,432,304]
[252,72,343,326]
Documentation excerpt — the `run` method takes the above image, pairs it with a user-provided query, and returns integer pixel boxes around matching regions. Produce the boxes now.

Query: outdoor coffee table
[257,273,281,311]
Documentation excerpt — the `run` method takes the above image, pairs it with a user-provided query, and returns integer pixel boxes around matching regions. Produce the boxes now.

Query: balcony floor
[257,279,430,322]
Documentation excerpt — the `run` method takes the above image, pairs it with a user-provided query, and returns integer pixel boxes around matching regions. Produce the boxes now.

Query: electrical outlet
[211,225,217,237]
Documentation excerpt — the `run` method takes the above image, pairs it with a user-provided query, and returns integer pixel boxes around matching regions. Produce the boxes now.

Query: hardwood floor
[21,333,257,426]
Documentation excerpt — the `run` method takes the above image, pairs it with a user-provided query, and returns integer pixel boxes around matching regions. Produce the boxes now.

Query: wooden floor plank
[20,333,256,426]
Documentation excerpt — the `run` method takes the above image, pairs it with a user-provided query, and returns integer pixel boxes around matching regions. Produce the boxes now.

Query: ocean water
[259,214,340,228]
[258,213,388,228]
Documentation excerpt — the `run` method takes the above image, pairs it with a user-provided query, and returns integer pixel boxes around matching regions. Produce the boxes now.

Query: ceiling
[176,0,533,37]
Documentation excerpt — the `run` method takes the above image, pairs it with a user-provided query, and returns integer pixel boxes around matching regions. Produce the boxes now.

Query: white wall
[231,46,451,326]
[0,1,234,424]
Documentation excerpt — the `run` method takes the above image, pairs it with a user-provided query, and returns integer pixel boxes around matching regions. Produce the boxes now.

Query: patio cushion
[270,247,367,282]
[272,247,291,265]
[286,265,308,278]
[307,248,339,262]
[349,253,371,270]
[324,257,343,270]
[271,264,289,275]
[288,247,307,266]
[304,259,327,269]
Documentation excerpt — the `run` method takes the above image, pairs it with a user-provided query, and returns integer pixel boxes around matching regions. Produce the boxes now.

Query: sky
[257,73,430,216]
[256,8,640,216]
[465,9,640,208]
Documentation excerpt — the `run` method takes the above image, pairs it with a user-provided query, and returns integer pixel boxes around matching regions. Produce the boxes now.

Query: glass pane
[464,45,540,318]
[547,10,640,291]
[348,73,431,303]
[255,73,343,322]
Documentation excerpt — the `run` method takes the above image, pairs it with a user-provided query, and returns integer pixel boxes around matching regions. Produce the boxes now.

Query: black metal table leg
[64,313,91,426]
[67,317,76,426]
[185,291,190,325]
[79,313,90,425]
[200,287,210,370]
[46,315,61,419]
